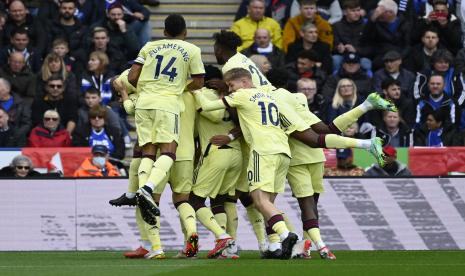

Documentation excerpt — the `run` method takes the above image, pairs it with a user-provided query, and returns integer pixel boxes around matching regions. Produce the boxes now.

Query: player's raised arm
[192,89,226,111]
[128,63,142,87]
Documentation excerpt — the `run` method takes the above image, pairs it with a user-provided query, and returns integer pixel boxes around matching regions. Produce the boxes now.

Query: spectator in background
[31,76,78,135]
[91,3,139,60]
[361,0,412,70]
[80,51,114,105]
[50,0,87,54]
[231,0,282,52]
[73,144,120,177]
[234,0,294,28]
[241,28,285,70]
[0,154,41,177]
[0,52,35,103]
[0,27,41,73]
[374,50,415,98]
[415,74,458,127]
[52,38,77,74]
[0,78,30,146]
[370,110,414,147]
[35,53,79,102]
[324,148,364,176]
[322,52,373,99]
[27,109,72,147]
[0,11,7,47]
[3,0,46,56]
[296,77,328,120]
[249,54,272,74]
[364,146,412,176]
[377,78,415,128]
[289,0,343,24]
[283,0,333,52]
[414,110,463,146]
[73,105,125,160]
[285,49,326,92]
[405,28,441,74]
[332,0,372,72]
[414,49,465,106]
[327,78,364,123]
[285,21,332,74]
[76,27,127,75]
[77,88,121,133]
[417,0,462,55]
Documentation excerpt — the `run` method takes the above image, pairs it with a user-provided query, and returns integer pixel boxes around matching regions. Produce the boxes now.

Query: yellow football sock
[176,202,197,237]
[282,213,295,232]
[196,207,226,239]
[147,155,174,190]
[268,233,281,244]
[145,216,162,251]
[325,134,359,148]
[332,106,365,132]
[214,212,227,231]
[307,228,322,244]
[224,201,238,239]
[128,158,141,193]
[138,158,154,188]
[179,215,187,242]
[136,207,148,240]
[271,221,289,236]
[246,206,267,244]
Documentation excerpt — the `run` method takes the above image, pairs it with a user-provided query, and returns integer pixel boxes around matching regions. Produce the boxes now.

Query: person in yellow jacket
[74,145,121,177]
[231,0,282,52]
[282,0,333,53]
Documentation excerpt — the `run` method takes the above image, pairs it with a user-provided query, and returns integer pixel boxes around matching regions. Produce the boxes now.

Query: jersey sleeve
[193,90,226,111]
[189,47,205,76]
[223,90,247,108]
[134,44,148,65]
[277,100,309,134]
[294,93,321,126]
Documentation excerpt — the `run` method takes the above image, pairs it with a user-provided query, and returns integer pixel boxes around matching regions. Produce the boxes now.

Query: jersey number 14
[154,55,178,82]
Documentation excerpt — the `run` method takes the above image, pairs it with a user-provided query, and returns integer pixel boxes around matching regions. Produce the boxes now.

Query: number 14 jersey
[134,39,205,113]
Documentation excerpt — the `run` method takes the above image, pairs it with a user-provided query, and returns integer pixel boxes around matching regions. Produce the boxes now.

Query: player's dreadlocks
[213,30,242,52]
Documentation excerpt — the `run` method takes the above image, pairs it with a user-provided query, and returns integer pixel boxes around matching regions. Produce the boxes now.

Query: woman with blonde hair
[35,53,79,101]
[327,78,363,123]
[81,51,115,105]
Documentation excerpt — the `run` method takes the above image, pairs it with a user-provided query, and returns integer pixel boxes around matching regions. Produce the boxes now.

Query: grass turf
[0,251,464,276]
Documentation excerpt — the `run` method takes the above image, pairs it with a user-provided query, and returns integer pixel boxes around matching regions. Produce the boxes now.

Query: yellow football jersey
[288,93,326,166]
[224,88,290,157]
[134,39,205,113]
[176,92,196,161]
[222,53,274,91]
[195,88,241,151]
[118,69,137,95]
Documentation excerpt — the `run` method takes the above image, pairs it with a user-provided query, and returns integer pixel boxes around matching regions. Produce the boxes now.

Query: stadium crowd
[0,0,465,175]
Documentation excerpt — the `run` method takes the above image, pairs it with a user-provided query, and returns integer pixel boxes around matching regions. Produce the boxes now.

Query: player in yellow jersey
[127,14,205,225]
[109,71,199,259]
[193,68,302,259]
[188,66,242,259]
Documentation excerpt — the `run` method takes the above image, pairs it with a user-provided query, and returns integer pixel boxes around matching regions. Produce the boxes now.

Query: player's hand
[344,44,356,52]
[210,135,231,146]
[371,6,385,22]
[116,19,127,33]
[133,12,145,20]
[206,79,229,94]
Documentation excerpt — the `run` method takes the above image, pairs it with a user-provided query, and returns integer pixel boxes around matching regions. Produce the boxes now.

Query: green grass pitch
[1,251,464,276]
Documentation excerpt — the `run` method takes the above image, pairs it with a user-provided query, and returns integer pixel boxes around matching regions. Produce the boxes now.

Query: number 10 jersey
[134,39,205,114]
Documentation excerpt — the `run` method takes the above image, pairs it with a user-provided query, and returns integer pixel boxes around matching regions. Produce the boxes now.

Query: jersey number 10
[154,55,178,82]
[258,101,279,126]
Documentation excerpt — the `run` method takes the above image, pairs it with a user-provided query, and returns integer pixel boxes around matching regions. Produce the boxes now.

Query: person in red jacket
[73,144,120,177]
[27,109,72,147]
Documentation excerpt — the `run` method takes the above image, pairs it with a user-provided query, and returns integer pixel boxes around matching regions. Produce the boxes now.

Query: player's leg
[143,193,166,259]
[224,197,238,239]
[249,153,297,259]
[330,92,397,133]
[170,160,198,258]
[291,128,386,166]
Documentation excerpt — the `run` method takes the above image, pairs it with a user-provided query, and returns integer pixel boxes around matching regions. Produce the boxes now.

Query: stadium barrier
[1,177,464,251]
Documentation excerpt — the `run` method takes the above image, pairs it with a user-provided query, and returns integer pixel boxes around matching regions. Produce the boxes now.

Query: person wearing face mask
[73,144,120,177]
[27,109,72,147]
[364,146,411,176]
[0,154,41,178]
